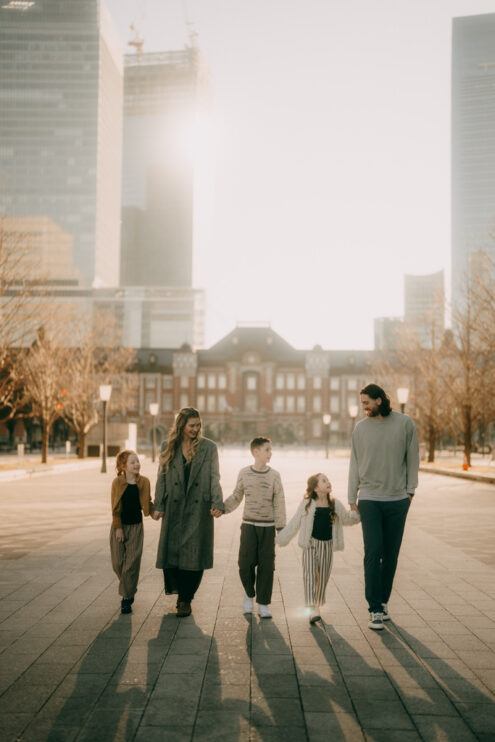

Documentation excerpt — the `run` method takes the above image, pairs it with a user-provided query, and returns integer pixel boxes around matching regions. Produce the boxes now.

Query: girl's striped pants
[302,538,333,607]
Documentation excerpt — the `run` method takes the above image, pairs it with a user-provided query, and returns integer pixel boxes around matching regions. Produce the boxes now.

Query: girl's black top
[311,506,333,541]
[121,483,142,525]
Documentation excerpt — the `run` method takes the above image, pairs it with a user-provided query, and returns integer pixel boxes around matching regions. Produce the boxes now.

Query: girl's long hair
[304,473,336,522]
[159,407,202,473]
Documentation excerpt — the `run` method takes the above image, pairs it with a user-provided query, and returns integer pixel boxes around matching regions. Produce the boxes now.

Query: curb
[419,464,495,484]
[0,458,101,482]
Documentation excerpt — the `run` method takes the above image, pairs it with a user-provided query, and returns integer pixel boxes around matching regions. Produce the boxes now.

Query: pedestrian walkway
[0,454,494,741]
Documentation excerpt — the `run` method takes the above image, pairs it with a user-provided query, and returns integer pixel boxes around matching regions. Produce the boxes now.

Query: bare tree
[444,270,495,466]
[0,218,51,424]
[18,322,72,463]
[371,313,449,463]
[60,311,135,458]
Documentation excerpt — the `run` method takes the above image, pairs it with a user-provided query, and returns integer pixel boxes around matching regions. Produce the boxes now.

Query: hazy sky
[106,0,495,349]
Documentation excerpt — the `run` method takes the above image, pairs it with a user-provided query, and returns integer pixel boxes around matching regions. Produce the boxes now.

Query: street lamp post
[322,413,331,459]
[480,414,486,458]
[397,387,409,414]
[149,402,159,463]
[99,384,112,474]
[348,404,358,434]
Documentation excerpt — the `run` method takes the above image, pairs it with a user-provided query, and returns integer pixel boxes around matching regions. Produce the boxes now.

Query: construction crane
[182,0,198,48]
[128,22,144,56]
[128,1,146,58]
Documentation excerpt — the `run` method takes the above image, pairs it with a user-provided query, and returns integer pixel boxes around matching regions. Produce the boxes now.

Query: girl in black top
[277,473,360,625]
[110,450,153,614]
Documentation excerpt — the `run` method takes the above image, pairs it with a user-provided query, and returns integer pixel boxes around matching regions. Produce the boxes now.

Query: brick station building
[100,324,373,450]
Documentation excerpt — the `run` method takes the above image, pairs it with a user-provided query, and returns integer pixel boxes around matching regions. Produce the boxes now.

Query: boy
[213,436,286,618]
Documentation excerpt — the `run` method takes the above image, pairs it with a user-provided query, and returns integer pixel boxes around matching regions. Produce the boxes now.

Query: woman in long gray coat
[152,407,224,617]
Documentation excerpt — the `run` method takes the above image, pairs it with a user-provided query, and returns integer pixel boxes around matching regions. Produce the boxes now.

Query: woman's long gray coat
[154,437,224,571]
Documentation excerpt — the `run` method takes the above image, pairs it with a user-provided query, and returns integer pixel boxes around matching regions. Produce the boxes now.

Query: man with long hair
[152,407,224,617]
[348,383,419,630]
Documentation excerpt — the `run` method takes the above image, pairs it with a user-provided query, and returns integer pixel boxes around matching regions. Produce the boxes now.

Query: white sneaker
[368,612,384,630]
[258,604,272,619]
[382,603,390,621]
[243,594,254,614]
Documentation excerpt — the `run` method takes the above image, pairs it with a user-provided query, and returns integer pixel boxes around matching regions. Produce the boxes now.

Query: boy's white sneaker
[381,603,390,621]
[243,595,254,614]
[258,604,272,619]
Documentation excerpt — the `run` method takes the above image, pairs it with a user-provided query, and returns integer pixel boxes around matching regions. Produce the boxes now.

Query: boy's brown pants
[238,523,275,605]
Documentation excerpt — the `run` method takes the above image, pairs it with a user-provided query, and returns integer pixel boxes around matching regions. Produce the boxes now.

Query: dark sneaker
[368,612,384,630]
[121,599,132,614]
[309,610,321,625]
[177,601,192,617]
[382,603,390,621]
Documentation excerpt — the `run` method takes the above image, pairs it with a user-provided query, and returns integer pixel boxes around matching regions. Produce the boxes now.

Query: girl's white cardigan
[276,498,360,551]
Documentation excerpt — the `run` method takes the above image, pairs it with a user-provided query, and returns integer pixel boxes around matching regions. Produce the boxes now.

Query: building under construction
[120,47,211,289]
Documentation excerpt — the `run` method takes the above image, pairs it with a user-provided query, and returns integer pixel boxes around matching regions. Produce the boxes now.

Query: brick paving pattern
[0,451,494,741]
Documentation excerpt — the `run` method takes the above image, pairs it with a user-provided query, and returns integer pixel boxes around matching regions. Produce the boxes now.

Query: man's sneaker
[243,594,254,614]
[381,603,390,621]
[368,611,384,630]
[258,604,272,619]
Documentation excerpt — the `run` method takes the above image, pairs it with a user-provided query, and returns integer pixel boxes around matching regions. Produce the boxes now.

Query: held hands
[152,511,164,521]
[116,528,124,542]
[350,504,359,513]
[210,509,223,518]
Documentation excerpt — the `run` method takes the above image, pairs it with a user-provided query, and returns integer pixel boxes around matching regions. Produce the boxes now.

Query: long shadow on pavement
[390,624,495,741]
[325,621,495,741]
[249,616,369,742]
[38,616,140,742]
[191,615,252,741]
[136,614,212,741]
[249,617,307,741]
[27,607,180,742]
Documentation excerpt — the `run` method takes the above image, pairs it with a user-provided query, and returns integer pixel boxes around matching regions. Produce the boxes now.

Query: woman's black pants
[163,568,204,602]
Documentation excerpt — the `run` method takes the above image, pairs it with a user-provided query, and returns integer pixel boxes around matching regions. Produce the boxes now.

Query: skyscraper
[452,13,495,305]
[120,47,209,287]
[0,0,123,287]
[404,271,445,348]
[1,215,78,282]
[373,317,403,351]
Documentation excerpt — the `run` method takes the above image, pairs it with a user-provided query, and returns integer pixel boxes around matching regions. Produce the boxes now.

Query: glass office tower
[0,0,123,286]
[452,13,495,304]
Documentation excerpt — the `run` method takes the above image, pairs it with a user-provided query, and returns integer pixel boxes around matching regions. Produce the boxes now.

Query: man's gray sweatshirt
[348,411,419,504]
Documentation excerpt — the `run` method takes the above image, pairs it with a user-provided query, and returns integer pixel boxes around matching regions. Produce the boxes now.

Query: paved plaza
[0,449,494,742]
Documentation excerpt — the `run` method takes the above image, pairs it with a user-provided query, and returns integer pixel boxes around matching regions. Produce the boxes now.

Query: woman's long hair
[159,407,202,473]
[304,473,336,522]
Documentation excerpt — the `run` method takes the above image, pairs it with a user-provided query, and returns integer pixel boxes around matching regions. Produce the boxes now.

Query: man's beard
[368,408,380,417]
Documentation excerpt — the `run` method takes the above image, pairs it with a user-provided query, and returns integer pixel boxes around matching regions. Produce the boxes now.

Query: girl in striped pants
[276,473,360,624]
